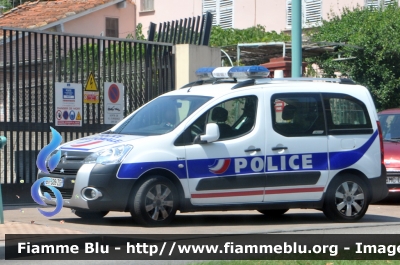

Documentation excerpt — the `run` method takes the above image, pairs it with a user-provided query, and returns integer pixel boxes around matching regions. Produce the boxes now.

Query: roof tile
[0,0,118,35]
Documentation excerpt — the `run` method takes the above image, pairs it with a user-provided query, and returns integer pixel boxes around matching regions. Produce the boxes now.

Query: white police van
[38,66,388,226]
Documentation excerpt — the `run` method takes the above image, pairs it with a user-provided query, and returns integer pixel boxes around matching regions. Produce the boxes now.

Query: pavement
[0,204,199,264]
[0,204,87,262]
[0,219,86,240]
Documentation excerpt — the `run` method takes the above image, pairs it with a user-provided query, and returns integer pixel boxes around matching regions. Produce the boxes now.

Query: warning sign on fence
[104,82,124,124]
[84,72,99,104]
[55,82,82,127]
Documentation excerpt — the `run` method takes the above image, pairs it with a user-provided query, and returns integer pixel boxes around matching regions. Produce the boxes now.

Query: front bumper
[38,162,136,212]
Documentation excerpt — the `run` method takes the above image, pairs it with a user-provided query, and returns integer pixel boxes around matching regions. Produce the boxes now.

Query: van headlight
[84,145,133,165]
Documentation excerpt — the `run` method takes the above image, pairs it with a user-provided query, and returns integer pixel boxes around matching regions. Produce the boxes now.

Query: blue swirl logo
[31,127,64,217]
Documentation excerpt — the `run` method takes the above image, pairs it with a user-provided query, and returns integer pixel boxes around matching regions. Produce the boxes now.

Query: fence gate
[0,27,175,192]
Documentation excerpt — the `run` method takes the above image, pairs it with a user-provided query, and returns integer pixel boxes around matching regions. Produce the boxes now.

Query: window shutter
[287,0,321,29]
[203,0,217,26]
[106,18,119,38]
[303,0,322,28]
[203,0,233,29]
[141,0,154,11]
[366,0,379,8]
[219,0,233,29]
[383,0,395,7]
[366,0,394,8]
[286,0,292,28]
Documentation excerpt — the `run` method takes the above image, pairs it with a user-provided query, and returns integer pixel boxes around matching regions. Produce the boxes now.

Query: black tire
[131,175,178,227]
[73,210,109,219]
[323,173,369,222]
[258,209,289,216]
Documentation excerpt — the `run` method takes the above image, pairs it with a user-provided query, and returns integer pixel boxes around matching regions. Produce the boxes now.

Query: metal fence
[0,27,175,185]
[148,12,213,46]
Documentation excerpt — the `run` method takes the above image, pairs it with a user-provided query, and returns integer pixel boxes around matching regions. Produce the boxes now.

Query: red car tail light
[377,121,385,164]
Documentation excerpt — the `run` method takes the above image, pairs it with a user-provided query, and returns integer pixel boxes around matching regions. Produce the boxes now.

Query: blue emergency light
[195,66,270,80]
[195,67,217,80]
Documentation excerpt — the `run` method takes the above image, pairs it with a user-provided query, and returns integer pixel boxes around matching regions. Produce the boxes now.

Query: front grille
[49,168,79,175]
[40,186,73,200]
[45,150,90,176]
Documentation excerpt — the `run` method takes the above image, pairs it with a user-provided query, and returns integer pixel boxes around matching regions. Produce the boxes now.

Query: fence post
[0,136,7,224]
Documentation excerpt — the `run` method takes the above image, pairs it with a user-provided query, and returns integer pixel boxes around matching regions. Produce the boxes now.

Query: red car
[378,108,400,194]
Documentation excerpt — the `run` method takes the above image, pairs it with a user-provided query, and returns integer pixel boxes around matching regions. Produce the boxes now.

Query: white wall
[175,44,221,89]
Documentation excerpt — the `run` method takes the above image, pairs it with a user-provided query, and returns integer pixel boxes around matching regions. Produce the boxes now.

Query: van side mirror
[199,123,220,143]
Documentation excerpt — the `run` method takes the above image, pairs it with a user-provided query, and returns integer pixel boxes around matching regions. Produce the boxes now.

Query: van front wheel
[323,174,369,222]
[73,210,109,219]
[131,176,178,227]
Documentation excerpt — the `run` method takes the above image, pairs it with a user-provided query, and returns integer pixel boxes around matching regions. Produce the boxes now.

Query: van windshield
[114,95,212,136]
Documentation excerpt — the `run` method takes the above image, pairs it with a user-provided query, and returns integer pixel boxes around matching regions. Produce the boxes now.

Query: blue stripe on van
[329,130,378,170]
[116,131,378,179]
[117,160,187,179]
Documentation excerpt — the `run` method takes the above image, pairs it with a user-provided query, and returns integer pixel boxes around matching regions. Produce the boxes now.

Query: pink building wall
[233,0,287,32]
[322,0,365,19]
[133,0,393,35]
[64,3,137,39]
[133,0,203,36]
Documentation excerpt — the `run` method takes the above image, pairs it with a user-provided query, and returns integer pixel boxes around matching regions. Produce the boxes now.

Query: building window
[106,18,119,38]
[141,0,154,11]
[366,0,395,8]
[286,0,322,29]
[203,0,233,29]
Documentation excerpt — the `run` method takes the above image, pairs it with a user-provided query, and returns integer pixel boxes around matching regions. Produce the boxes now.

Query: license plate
[45,178,64,187]
[387,177,400,184]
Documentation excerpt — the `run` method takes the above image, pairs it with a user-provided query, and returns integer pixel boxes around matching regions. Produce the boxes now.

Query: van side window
[174,96,258,145]
[209,96,258,140]
[322,93,373,135]
[271,93,325,137]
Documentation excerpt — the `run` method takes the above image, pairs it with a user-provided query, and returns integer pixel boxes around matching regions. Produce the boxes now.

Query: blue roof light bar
[228,66,270,79]
[195,67,217,80]
[195,66,270,80]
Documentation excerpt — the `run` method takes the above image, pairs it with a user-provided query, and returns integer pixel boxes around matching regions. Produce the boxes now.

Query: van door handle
[272,146,288,151]
[244,148,261,152]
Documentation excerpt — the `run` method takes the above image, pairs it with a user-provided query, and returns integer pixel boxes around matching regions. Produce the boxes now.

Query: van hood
[60,134,145,151]
[384,141,400,170]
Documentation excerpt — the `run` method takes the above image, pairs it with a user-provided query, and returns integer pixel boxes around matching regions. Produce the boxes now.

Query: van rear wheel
[131,175,178,227]
[323,174,369,222]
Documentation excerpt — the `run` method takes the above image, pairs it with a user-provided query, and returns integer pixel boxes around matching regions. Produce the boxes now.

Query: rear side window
[271,93,325,137]
[323,93,373,135]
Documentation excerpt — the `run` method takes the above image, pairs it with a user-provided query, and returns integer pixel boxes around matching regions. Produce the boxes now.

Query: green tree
[209,25,290,47]
[307,4,400,110]
[0,0,12,10]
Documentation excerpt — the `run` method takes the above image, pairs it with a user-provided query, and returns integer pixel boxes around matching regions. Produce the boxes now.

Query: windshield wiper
[102,130,117,134]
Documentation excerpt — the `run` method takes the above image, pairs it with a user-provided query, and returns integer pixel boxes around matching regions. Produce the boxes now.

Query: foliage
[0,0,12,11]
[0,0,31,11]
[63,23,148,74]
[126,23,146,41]
[209,25,290,47]
[307,4,400,110]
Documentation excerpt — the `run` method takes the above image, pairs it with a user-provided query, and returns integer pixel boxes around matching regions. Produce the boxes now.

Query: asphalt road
[3,198,400,235]
[2,197,400,264]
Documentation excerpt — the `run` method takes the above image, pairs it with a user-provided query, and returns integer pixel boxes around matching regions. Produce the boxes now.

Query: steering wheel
[191,124,203,136]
